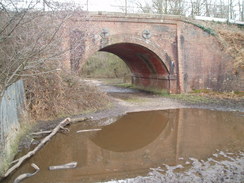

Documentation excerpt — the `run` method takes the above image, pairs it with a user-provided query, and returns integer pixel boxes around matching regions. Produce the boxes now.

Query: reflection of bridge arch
[91,110,172,152]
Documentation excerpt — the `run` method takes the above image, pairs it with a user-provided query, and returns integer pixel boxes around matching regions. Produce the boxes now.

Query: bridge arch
[81,34,172,73]
[70,33,178,92]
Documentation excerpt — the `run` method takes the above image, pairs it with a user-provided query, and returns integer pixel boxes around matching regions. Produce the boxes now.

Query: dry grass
[196,21,244,72]
[24,69,110,120]
[216,25,244,71]
[192,89,244,100]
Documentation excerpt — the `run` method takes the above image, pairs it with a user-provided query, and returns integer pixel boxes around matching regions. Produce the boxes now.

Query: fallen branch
[13,163,40,183]
[31,130,52,136]
[70,116,93,123]
[3,117,89,178]
[76,128,101,133]
[49,161,77,170]
[30,116,90,137]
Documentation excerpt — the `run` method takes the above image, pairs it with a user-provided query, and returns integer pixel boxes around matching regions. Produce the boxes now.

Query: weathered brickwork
[178,22,243,92]
[62,13,243,93]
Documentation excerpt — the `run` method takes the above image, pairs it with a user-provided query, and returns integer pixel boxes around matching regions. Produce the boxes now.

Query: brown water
[3,108,244,183]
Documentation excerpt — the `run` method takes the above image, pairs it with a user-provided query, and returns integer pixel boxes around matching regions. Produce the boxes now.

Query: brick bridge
[62,13,240,93]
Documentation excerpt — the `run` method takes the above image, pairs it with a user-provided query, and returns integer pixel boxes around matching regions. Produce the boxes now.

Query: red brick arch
[81,34,172,74]
[76,34,176,91]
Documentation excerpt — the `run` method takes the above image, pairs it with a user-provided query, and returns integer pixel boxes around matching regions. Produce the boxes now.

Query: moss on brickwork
[184,20,216,36]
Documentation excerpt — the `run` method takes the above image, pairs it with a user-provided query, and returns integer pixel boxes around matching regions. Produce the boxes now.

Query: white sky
[69,0,124,11]
[11,0,241,18]
[69,0,150,12]
[65,0,237,13]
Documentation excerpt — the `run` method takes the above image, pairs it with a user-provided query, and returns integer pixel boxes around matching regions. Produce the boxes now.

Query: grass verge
[115,83,236,104]
[165,94,214,104]
[115,83,169,96]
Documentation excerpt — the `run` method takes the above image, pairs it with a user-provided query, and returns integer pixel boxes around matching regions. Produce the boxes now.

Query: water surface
[3,108,244,183]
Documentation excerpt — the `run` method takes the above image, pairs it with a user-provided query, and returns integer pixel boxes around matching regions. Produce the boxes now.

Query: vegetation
[0,0,243,177]
[80,52,131,79]
[0,2,111,175]
[116,83,243,104]
[0,1,111,121]
[115,83,169,95]
[25,68,110,121]
[166,93,214,104]
[135,0,244,21]
[184,20,216,35]
[0,9,69,99]
[0,121,32,176]
[196,21,244,71]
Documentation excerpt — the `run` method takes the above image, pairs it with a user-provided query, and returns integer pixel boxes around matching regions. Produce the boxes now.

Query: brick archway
[71,34,178,92]
[99,42,171,91]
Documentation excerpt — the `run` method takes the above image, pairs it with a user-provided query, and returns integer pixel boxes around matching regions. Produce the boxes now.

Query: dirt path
[34,79,243,131]
[79,79,244,121]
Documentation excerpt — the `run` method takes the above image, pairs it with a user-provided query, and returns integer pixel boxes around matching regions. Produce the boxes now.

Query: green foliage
[192,89,211,93]
[144,88,169,96]
[185,20,216,36]
[234,91,244,96]
[80,52,131,78]
[166,94,213,104]
[115,83,133,88]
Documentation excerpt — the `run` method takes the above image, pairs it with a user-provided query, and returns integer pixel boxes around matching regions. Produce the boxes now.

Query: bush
[25,68,110,120]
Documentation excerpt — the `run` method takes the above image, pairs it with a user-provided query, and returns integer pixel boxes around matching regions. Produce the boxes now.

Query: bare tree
[151,0,168,14]
[115,0,136,14]
[138,0,187,15]
[237,0,244,20]
[242,0,244,20]
[136,1,153,13]
[0,0,74,98]
[168,0,186,15]
[136,0,243,20]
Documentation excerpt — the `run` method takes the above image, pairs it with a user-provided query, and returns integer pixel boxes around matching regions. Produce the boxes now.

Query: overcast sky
[71,0,148,12]
[68,0,235,13]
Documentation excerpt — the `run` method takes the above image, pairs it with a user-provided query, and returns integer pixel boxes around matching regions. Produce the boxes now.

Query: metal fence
[0,80,25,154]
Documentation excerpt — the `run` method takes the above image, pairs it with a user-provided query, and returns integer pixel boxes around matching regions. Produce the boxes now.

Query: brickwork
[62,13,242,93]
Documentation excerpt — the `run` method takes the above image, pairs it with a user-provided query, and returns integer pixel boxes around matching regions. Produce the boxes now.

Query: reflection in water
[91,110,169,152]
[3,109,244,183]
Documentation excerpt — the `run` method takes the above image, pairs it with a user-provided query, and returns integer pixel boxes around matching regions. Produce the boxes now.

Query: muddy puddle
[3,108,244,183]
